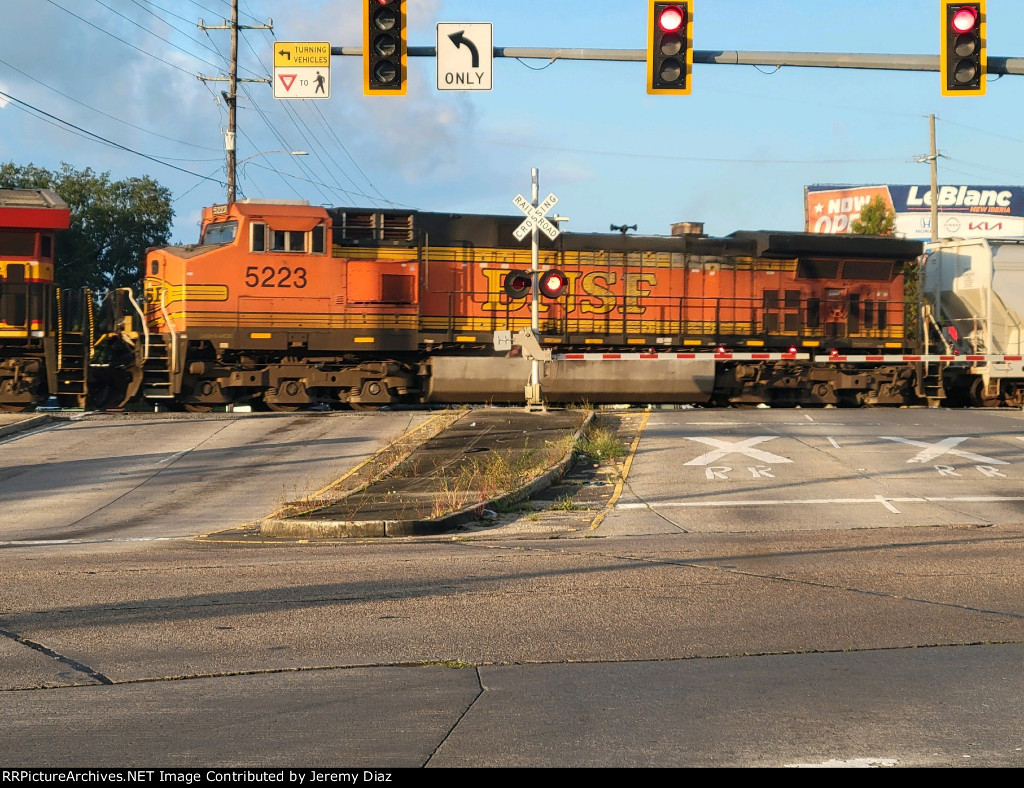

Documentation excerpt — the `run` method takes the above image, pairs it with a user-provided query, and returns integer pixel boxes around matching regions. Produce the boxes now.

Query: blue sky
[2,0,1023,242]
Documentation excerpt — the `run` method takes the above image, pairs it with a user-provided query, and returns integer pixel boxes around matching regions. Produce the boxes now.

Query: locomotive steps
[248,407,593,539]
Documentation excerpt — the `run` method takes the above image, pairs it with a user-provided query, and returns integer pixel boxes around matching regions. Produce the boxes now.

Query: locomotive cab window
[271,229,306,253]
[202,221,238,245]
[0,231,36,258]
[311,224,326,254]
[251,222,266,252]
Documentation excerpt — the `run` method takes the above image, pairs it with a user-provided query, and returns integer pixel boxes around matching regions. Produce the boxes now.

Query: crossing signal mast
[646,1,692,95]
[941,1,986,96]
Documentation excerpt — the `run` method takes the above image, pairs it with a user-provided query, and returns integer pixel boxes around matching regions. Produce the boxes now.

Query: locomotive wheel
[265,402,301,413]
[970,377,1001,408]
[183,403,215,413]
[1002,383,1024,408]
[0,402,32,413]
[349,402,382,412]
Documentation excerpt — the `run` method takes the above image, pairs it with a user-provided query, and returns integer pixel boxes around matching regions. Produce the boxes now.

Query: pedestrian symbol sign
[273,41,331,99]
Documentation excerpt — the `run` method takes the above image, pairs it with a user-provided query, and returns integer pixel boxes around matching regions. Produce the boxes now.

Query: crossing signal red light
[364,0,407,96]
[538,270,569,299]
[647,1,692,95]
[503,270,532,300]
[941,1,986,96]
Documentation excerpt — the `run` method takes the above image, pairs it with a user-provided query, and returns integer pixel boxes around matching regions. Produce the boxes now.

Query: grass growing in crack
[578,424,627,462]
[550,493,581,511]
[429,441,567,519]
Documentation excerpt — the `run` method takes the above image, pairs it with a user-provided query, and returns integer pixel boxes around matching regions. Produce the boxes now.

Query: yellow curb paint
[590,408,650,530]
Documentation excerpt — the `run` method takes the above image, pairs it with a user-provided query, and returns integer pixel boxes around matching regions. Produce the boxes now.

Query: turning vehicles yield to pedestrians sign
[273,41,331,99]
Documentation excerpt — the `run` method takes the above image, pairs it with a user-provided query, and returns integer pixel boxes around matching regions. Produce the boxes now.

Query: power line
[0,56,221,154]
[0,88,226,186]
[45,0,209,78]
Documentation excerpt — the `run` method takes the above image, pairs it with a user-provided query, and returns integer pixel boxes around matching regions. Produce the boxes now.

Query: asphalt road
[0,411,434,542]
[2,407,1023,768]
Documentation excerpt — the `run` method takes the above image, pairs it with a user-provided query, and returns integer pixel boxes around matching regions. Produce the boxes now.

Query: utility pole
[198,0,272,204]
[929,113,939,243]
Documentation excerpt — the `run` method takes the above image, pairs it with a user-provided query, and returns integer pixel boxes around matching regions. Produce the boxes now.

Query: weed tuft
[578,424,627,462]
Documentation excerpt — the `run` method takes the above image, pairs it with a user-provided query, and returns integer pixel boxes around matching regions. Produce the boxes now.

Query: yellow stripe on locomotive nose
[354,337,375,344]
[250,332,272,339]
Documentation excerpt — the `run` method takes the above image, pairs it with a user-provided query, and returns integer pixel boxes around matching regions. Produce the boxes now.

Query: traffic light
[538,270,569,299]
[503,270,532,299]
[941,1,986,96]
[364,0,406,96]
[646,1,692,95]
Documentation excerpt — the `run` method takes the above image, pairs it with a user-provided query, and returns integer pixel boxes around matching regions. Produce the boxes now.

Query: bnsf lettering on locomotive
[244,265,307,288]
[481,268,660,316]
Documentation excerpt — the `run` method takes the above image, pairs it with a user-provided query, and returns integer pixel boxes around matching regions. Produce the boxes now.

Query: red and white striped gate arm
[555,351,810,361]
[825,353,1024,363]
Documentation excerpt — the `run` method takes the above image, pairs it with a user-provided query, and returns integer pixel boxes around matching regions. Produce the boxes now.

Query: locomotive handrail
[85,289,94,359]
[123,289,149,362]
[55,288,63,371]
[158,289,177,373]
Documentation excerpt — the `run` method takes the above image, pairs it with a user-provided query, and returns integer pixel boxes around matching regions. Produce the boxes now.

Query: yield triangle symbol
[278,74,297,91]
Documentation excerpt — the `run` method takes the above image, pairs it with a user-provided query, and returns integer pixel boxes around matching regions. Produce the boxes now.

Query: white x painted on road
[881,436,1007,465]
[683,436,792,466]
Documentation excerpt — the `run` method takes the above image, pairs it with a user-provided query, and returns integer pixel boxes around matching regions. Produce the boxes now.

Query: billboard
[805,184,1024,239]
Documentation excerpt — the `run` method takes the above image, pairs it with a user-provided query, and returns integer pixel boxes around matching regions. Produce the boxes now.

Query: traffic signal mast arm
[335,45,1024,77]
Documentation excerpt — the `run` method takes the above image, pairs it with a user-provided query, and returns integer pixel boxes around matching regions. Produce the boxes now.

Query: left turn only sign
[437,23,493,91]
[273,41,331,99]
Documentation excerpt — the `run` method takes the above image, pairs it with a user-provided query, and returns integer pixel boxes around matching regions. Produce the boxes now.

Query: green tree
[849,195,895,235]
[0,162,173,291]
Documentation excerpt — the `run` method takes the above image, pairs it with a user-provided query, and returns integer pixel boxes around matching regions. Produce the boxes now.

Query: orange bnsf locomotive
[0,188,94,411]
[92,198,930,410]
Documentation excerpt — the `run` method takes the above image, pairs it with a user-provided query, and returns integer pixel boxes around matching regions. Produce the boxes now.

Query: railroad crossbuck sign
[513,192,560,241]
[273,41,331,99]
[437,23,493,90]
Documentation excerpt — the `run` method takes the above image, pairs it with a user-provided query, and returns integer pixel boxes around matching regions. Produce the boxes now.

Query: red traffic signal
[658,5,684,33]
[503,270,532,299]
[647,1,692,95]
[941,1,986,96]
[951,5,978,33]
[538,269,569,299]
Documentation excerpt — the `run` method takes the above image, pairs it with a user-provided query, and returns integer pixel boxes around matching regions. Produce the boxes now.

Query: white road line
[617,495,1024,510]
[785,757,899,768]
[0,536,191,547]
[827,437,841,449]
